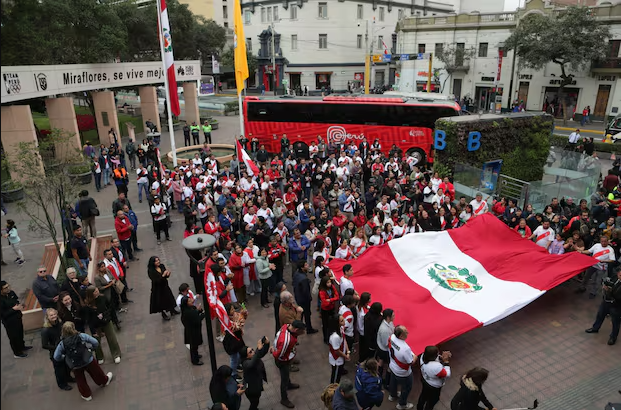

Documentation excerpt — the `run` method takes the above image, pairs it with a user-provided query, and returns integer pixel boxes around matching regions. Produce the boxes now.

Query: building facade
[396,0,621,119]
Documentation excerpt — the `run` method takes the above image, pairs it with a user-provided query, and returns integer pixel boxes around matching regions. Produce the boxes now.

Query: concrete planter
[1,184,24,203]
[68,171,93,185]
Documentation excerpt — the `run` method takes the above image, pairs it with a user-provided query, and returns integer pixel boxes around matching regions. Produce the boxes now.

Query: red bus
[243,94,460,164]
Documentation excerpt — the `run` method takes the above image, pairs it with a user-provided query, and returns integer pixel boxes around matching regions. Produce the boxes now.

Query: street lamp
[363,19,386,94]
[182,233,217,374]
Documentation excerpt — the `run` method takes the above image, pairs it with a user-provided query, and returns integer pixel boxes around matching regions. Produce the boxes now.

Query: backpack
[63,334,92,369]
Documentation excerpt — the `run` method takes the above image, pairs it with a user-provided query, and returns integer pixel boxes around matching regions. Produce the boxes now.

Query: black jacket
[450,377,494,410]
[0,290,22,325]
[241,342,270,396]
[41,321,63,359]
[181,305,205,346]
[364,311,383,351]
[32,276,60,309]
[83,296,113,331]
[292,270,312,306]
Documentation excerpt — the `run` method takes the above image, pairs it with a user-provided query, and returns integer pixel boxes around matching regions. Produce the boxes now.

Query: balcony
[592,58,621,73]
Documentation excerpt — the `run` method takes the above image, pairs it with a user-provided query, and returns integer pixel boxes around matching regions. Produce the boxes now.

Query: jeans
[129,155,136,169]
[592,301,621,341]
[94,172,102,191]
[275,360,292,400]
[390,372,413,406]
[10,242,24,261]
[582,267,605,295]
[416,378,442,410]
[137,182,150,202]
[75,258,90,277]
[102,168,111,185]
[230,352,240,377]
[93,321,121,361]
[130,230,139,251]
[81,216,97,239]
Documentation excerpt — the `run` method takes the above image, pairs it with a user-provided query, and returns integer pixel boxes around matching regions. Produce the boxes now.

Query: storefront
[315,72,332,90]
[542,82,580,118]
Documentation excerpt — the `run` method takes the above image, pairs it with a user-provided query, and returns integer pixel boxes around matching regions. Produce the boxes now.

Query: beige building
[396,0,621,119]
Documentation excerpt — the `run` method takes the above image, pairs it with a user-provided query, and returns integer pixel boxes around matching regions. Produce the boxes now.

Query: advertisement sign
[383,54,392,63]
[199,82,214,95]
[212,55,220,74]
[372,55,383,63]
[354,73,364,81]
[496,50,504,82]
[480,160,503,191]
[1,60,202,104]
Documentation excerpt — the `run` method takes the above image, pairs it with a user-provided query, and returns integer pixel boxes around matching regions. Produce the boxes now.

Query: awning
[314,71,333,74]
[287,71,302,74]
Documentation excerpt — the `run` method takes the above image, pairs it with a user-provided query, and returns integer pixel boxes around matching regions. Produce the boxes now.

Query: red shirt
[319,285,340,311]
[114,217,132,241]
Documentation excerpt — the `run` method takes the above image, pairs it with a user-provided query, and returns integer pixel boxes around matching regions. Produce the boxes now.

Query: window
[435,43,443,56]
[456,43,465,66]
[392,33,397,54]
[418,44,425,54]
[247,38,252,52]
[319,34,328,49]
[379,7,385,22]
[290,4,298,20]
[607,39,621,57]
[223,5,228,19]
[478,42,488,57]
[398,9,404,20]
[378,35,383,50]
[261,7,266,22]
[357,4,363,19]
[273,6,278,21]
[224,22,229,28]
[244,10,251,24]
[357,34,363,49]
[318,2,328,18]
[291,34,298,50]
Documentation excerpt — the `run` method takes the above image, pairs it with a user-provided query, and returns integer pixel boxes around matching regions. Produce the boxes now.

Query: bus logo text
[327,126,364,144]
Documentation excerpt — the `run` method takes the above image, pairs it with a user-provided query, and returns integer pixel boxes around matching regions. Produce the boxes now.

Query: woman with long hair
[41,308,73,391]
[355,358,384,410]
[57,291,85,332]
[350,228,368,257]
[53,321,113,401]
[369,226,383,246]
[147,256,177,320]
[328,314,350,384]
[318,276,340,345]
[209,365,244,410]
[180,294,205,366]
[83,286,121,365]
[418,346,452,410]
[450,367,495,410]
[356,292,372,362]
[363,302,384,362]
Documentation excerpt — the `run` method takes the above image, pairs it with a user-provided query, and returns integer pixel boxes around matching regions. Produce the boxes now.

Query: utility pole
[364,20,370,95]
[427,53,433,93]
[271,22,277,95]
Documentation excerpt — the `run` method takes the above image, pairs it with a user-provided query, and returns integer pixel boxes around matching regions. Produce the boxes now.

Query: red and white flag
[158,0,180,116]
[329,214,596,353]
[204,268,234,335]
[236,139,259,176]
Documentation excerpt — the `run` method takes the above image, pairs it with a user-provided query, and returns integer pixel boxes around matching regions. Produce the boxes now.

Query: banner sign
[1,60,201,104]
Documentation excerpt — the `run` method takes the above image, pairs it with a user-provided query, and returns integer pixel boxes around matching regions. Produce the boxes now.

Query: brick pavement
[2,114,621,410]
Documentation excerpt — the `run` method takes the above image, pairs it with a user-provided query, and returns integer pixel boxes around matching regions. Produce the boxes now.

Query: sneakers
[98,359,104,365]
[14,353,28,358]
[609,337,617,345]
[216,335,225,342]
[17,259,25,265]
[396,403,414,410]
[105,372,114,386]
[388,392,401,402]
[23,345,33,350]
[287,383,300,390]
[60,385,73,391]
[280,399,295,408]
[81,396,93,401]
[585,328,599,333]
[114,357,121,364]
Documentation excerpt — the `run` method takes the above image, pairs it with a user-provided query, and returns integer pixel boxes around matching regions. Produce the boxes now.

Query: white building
[396,0,621,120]
[240,0,510,92]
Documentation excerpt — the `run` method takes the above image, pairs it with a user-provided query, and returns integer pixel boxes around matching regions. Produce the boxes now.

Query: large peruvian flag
[204,267,235,336]
[236,139,260,176]
[329,214,596,353]
[159,0,180,116]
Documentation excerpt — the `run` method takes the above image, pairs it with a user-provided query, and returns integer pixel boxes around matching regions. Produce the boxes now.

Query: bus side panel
[244,121,433,157]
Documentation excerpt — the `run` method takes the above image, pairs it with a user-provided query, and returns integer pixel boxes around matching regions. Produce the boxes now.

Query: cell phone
[262,336,268,344]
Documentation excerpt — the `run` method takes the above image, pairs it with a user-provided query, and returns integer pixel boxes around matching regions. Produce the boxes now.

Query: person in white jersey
[417,345,452,410]
[339,264,355,296]
[529,218,555,250]
[469,192,488,216]
[327,314,350,384]
[578,235,615,298]
[388,325,416,410]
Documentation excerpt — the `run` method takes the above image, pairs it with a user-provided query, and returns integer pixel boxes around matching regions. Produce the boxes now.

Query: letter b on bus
[434,130,446,150]
[467,131,481,152]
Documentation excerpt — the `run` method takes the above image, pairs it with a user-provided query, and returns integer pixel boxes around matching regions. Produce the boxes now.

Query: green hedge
[549,134,619,154]
[435,114,554,182]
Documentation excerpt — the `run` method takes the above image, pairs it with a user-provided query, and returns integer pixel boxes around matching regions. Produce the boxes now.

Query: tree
[220,46,259,76]
[505,6,610,123]
[434,45,475,94]
[5,129,83,276]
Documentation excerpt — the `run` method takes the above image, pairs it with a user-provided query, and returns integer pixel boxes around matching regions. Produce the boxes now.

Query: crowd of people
[1,130,620,410]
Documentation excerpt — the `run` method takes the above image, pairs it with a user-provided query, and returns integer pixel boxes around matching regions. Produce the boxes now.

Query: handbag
[113,280,125,295]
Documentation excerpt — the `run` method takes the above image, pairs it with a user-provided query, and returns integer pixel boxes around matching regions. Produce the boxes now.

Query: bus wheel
[405,148,426,165]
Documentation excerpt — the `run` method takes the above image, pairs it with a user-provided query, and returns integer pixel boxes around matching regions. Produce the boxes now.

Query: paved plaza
[1,115,620,410]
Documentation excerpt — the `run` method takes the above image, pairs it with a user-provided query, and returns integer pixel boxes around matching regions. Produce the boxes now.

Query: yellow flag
[234,0,248,95]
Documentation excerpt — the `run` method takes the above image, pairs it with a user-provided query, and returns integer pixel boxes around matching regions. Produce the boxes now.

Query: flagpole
[238,81,246,137]
[156,0,178,167]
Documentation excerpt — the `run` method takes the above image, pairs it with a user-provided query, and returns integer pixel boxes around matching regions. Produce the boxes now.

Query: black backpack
[63,335,92,369]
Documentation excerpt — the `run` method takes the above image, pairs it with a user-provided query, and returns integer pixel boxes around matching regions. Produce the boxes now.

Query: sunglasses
[38,269,47,273]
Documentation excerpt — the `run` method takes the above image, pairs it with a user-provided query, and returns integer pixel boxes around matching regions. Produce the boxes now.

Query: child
[3,220,24,264]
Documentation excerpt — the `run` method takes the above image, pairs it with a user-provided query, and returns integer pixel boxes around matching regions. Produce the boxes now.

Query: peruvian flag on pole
[329,214,596,353]
[236,139,259,176]
[204,267,235,336]
[158,0,180,116]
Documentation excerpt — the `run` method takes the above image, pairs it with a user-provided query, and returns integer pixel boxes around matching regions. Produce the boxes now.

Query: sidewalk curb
[554,126,603,135]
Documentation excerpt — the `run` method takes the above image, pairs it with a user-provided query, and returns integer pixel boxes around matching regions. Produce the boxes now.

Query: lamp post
[363,19,386,94]
[182,233,217,374]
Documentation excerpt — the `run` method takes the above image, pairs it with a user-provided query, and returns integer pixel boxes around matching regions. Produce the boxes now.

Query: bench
[22,243,62,331]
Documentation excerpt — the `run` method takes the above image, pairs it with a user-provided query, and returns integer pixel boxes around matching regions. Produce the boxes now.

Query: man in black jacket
[292,261,318,334]
[0,281,32,358]
[77,190,99,239]
[585,267,621,345]
[240,337,270,410]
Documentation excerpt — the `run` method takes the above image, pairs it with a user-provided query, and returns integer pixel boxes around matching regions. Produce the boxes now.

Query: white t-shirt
[532,226,554,248]
[338,305,355,337]
[357,305,369,336]
[175,290,196,311]
[419,356,451,388]
[350,237,366,256]
[151,203,167,221]
[469,199,488,215]
[388,334,414,377]
[588,243,615,270]
[340,276,354,296]
[328,331,347,366]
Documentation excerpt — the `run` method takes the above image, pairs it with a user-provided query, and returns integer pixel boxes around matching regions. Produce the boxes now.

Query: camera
[603,277,615,288]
